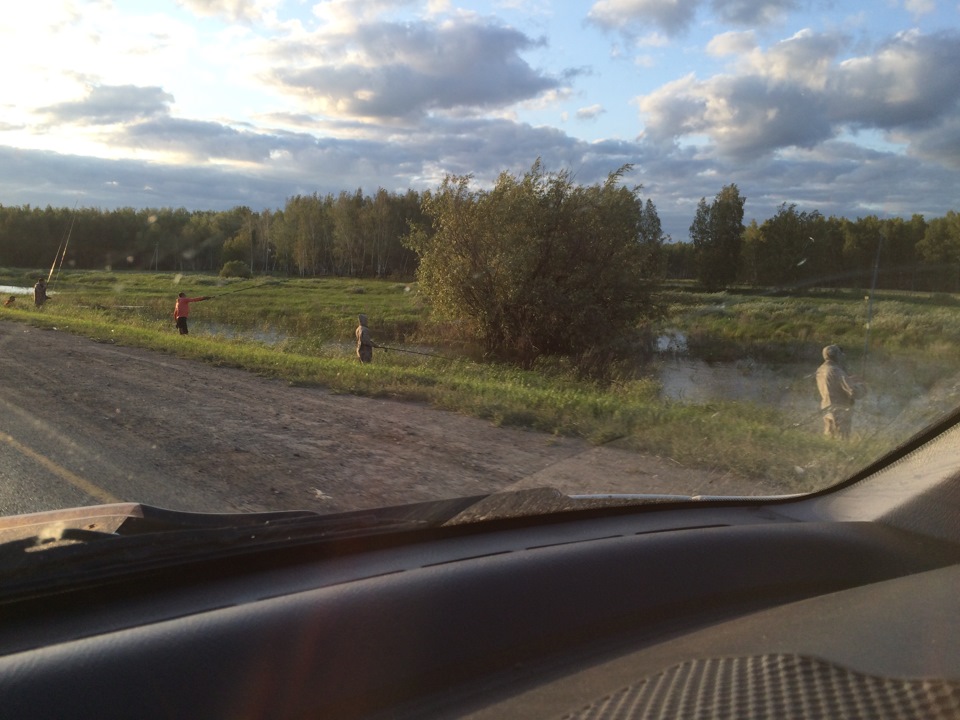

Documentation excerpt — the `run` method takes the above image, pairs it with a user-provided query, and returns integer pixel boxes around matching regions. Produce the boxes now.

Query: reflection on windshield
[0,0,958,524]
[2,272,958,519]
[655,349,959,437]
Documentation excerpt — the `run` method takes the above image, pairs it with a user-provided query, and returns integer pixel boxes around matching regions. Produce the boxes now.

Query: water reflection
[656,330,688,355]
[656,358,803,406]
[176,322,959,438]
[651,339,960,439]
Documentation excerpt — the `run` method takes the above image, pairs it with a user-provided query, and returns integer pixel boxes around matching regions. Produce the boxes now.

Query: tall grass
[662,286,960,367]
[2,269,948,493]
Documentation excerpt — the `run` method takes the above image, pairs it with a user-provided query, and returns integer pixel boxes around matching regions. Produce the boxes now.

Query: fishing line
[377,344,454,359]
[861,232,883,379]
[208,279,284,297]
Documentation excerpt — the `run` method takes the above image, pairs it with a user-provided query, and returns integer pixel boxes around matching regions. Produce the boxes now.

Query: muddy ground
[0,320,769,517]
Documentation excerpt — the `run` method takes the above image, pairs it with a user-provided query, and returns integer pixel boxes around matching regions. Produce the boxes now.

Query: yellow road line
[0,432,121,504]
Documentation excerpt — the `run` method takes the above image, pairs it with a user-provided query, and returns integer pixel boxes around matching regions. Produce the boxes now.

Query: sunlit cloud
[577,104,606,120]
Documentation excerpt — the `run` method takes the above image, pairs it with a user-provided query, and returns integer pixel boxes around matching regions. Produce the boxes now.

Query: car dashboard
[1,419,959,719]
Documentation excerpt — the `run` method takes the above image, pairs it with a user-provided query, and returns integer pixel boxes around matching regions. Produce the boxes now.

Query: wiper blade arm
[0,502,318,549]
[0,497,490,603]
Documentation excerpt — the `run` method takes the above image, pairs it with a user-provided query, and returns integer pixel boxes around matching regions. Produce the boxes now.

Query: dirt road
[0,321,758,517]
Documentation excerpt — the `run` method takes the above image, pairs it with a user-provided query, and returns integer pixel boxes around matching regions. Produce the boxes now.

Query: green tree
[916,211,960,291]
[407,161,663,371]
[637,198,667,278]
[917,211,960,265]
[273,194,335,275]
[690,184,746,290]
[739,219,763,285]
[661,241,697,280]
[754,204,824,287]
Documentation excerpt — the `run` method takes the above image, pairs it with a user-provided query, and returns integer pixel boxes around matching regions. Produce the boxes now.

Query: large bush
[407,162,664,370]
[219,260,252,279]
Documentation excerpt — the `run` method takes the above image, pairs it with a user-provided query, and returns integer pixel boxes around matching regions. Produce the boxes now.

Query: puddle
[651,344,958,438]
[0,285,42,296]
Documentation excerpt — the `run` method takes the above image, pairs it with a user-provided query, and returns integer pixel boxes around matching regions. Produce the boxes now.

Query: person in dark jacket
[34,279,47,308]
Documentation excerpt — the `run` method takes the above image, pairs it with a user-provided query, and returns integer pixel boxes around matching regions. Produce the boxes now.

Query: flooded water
[159,319,960,439]
[0,285,38,296]
[655,357,810,407]
[653,331,804,406]
[651,331,960,438]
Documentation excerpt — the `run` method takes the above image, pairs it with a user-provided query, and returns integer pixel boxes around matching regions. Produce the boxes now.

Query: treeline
[664,202,960,293]
[0,189,423,278]
[2,190,959,292]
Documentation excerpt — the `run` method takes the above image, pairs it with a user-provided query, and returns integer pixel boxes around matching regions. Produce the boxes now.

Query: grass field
[5,268,958,493]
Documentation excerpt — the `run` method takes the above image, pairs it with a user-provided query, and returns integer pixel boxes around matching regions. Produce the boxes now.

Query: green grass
[661,286,960,367]
[2,268,945,494]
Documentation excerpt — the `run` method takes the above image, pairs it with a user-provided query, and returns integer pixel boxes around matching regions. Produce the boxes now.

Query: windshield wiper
[0,489,713,556]
[0,490,754,605]
[0,498,490,603]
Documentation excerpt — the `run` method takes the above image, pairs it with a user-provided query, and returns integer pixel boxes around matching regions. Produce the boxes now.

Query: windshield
[1,1,959,525]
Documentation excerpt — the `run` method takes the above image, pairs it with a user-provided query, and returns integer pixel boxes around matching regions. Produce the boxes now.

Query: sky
[1,0,959,241]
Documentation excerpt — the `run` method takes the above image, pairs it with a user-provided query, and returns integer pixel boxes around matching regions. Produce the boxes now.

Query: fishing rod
[47,201,78,286]
[377,344,453,359]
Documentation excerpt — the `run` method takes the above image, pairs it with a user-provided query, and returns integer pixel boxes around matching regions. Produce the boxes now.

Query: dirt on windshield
[0,321,768,516]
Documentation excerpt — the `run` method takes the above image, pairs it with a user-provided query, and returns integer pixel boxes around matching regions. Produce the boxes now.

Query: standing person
[355,313,379,363]
[174,292,211,335]
[816,344,863,439]
[33,278,47,308]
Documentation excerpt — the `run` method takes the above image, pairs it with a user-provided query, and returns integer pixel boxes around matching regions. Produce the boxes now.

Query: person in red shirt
[174,293,211,335]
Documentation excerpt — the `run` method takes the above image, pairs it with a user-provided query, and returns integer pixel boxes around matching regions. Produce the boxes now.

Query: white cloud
[828,30,960,131]
[577,104,606,120]
[713,0,799,26]
[636,29,960,165]
[175,0,274,23]
[588,0,701,36]
[311,0,420,32]
[743,29,844,89]
[588,0,802,36]
[41,85,175,126]
[903,0,936,16]
[636,31,671,48]
[707,30,757,56]
[265,17,566,120]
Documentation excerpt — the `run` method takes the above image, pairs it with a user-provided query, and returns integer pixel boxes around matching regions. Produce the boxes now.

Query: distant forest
[1,189,959,293]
